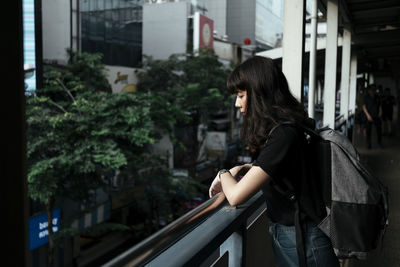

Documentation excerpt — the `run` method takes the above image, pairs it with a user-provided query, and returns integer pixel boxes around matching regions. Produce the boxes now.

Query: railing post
[220,231,243,267]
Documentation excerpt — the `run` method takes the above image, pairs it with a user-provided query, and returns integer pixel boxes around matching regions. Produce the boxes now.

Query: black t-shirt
[381,95,395,115]
[253,124,325,226]
[363,94,380,118]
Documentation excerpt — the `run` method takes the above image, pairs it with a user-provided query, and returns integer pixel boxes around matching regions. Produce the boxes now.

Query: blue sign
[29,209,61,251]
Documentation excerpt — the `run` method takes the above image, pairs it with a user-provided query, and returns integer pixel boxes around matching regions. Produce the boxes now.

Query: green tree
[137,50,232,175]
[26,51,194,266]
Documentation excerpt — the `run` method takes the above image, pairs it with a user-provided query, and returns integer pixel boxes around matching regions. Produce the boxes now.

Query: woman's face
[235,90,247,115]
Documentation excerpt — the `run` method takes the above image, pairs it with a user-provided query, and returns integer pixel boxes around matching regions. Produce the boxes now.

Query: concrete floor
[347,121,400,267]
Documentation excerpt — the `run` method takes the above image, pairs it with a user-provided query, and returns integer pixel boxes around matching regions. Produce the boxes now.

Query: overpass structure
[102,1,400,266]
[260,0,400,131]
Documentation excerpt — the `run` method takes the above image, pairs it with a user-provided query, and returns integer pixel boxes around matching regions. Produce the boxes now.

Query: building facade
[197,0,284,51]
[80,0,143,67]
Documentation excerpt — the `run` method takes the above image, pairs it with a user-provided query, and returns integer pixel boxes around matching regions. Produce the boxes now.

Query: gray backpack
[308,126,389,259]
[270,122,389,266]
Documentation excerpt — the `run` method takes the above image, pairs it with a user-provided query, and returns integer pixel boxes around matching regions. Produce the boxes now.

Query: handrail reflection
[335,113,354,131]
[102,193,227,267]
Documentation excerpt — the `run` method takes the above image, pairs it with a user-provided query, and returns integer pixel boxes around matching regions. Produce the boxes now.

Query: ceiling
[319,0,400,76]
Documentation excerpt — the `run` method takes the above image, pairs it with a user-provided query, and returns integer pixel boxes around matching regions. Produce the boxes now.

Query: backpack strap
[294,199,307,267]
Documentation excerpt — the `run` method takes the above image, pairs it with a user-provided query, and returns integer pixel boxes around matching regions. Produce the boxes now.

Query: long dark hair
[227,56,307,148]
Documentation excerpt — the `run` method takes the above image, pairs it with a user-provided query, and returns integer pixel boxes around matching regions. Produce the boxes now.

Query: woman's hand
[209,163,253,198]
[209,173,222,198]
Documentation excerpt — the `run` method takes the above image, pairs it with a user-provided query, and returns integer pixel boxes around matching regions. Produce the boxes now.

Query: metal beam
[338,0,353,26]
[354,23,400,34]
[352,7,400,19]
[352,17,400,28]
[354,29,400,46]
[346,0,378,3]
[348,0,400,12]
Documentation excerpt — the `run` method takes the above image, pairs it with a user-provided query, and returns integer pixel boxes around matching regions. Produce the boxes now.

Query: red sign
[199,14,214,49]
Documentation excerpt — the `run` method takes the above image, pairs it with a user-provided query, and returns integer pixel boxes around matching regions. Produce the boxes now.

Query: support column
[349,54,357,114]
[308,0,318,118]
[340,28,351,120]
[282,0,305,101]
[323,0,339,128]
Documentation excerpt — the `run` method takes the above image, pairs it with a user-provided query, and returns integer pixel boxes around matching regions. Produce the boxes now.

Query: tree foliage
[137,51,232,174]
[138,50,232,123]
[26,50,205,265]
[27,50,191,204]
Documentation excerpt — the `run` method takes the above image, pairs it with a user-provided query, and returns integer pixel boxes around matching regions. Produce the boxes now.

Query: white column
[308,0,318,118]
[349,54,358,114]
[282,0,305,101]
[323,0,339,128]
[339,28,351,120]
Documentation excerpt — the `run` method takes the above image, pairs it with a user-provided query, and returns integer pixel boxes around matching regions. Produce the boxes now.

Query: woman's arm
[220,165,271,206]
[209,163,252,198]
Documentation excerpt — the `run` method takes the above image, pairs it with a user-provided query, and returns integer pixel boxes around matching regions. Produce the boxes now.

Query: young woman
[208,56,339,267]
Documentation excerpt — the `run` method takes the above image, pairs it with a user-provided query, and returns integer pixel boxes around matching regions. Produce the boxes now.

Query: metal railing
[103,191,275,267]
[102,114,358,267]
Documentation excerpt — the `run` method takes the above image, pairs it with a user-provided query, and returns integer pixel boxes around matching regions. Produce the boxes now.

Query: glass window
[81,0,142,67]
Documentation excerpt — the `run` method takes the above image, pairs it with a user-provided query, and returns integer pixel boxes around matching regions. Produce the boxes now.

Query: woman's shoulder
[270,123,300,141]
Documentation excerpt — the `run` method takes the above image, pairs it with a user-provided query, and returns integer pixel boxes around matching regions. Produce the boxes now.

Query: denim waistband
[270,220,320,233]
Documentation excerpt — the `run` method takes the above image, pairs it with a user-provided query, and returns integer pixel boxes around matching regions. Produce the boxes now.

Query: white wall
[227,0,255,46]
[213,39,235,62]
[142,2,189,60]
[105,65,142,94]
[42,0,71,64]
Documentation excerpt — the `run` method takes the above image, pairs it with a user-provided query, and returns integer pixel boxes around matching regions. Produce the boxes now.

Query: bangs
[227,67,247,94]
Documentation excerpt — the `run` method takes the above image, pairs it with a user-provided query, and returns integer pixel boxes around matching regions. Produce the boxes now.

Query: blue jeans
[269,220,340,267]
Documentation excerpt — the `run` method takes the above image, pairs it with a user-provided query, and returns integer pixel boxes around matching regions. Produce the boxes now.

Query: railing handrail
[102,192,227,267]
[146,191,266,267]
[103,191,266,267]
[334,113,355,131]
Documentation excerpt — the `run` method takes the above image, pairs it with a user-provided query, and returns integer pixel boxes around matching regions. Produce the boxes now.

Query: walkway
[348,120,400,267]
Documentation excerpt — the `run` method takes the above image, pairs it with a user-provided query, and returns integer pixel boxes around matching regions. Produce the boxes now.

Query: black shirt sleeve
[253,125,298,180]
